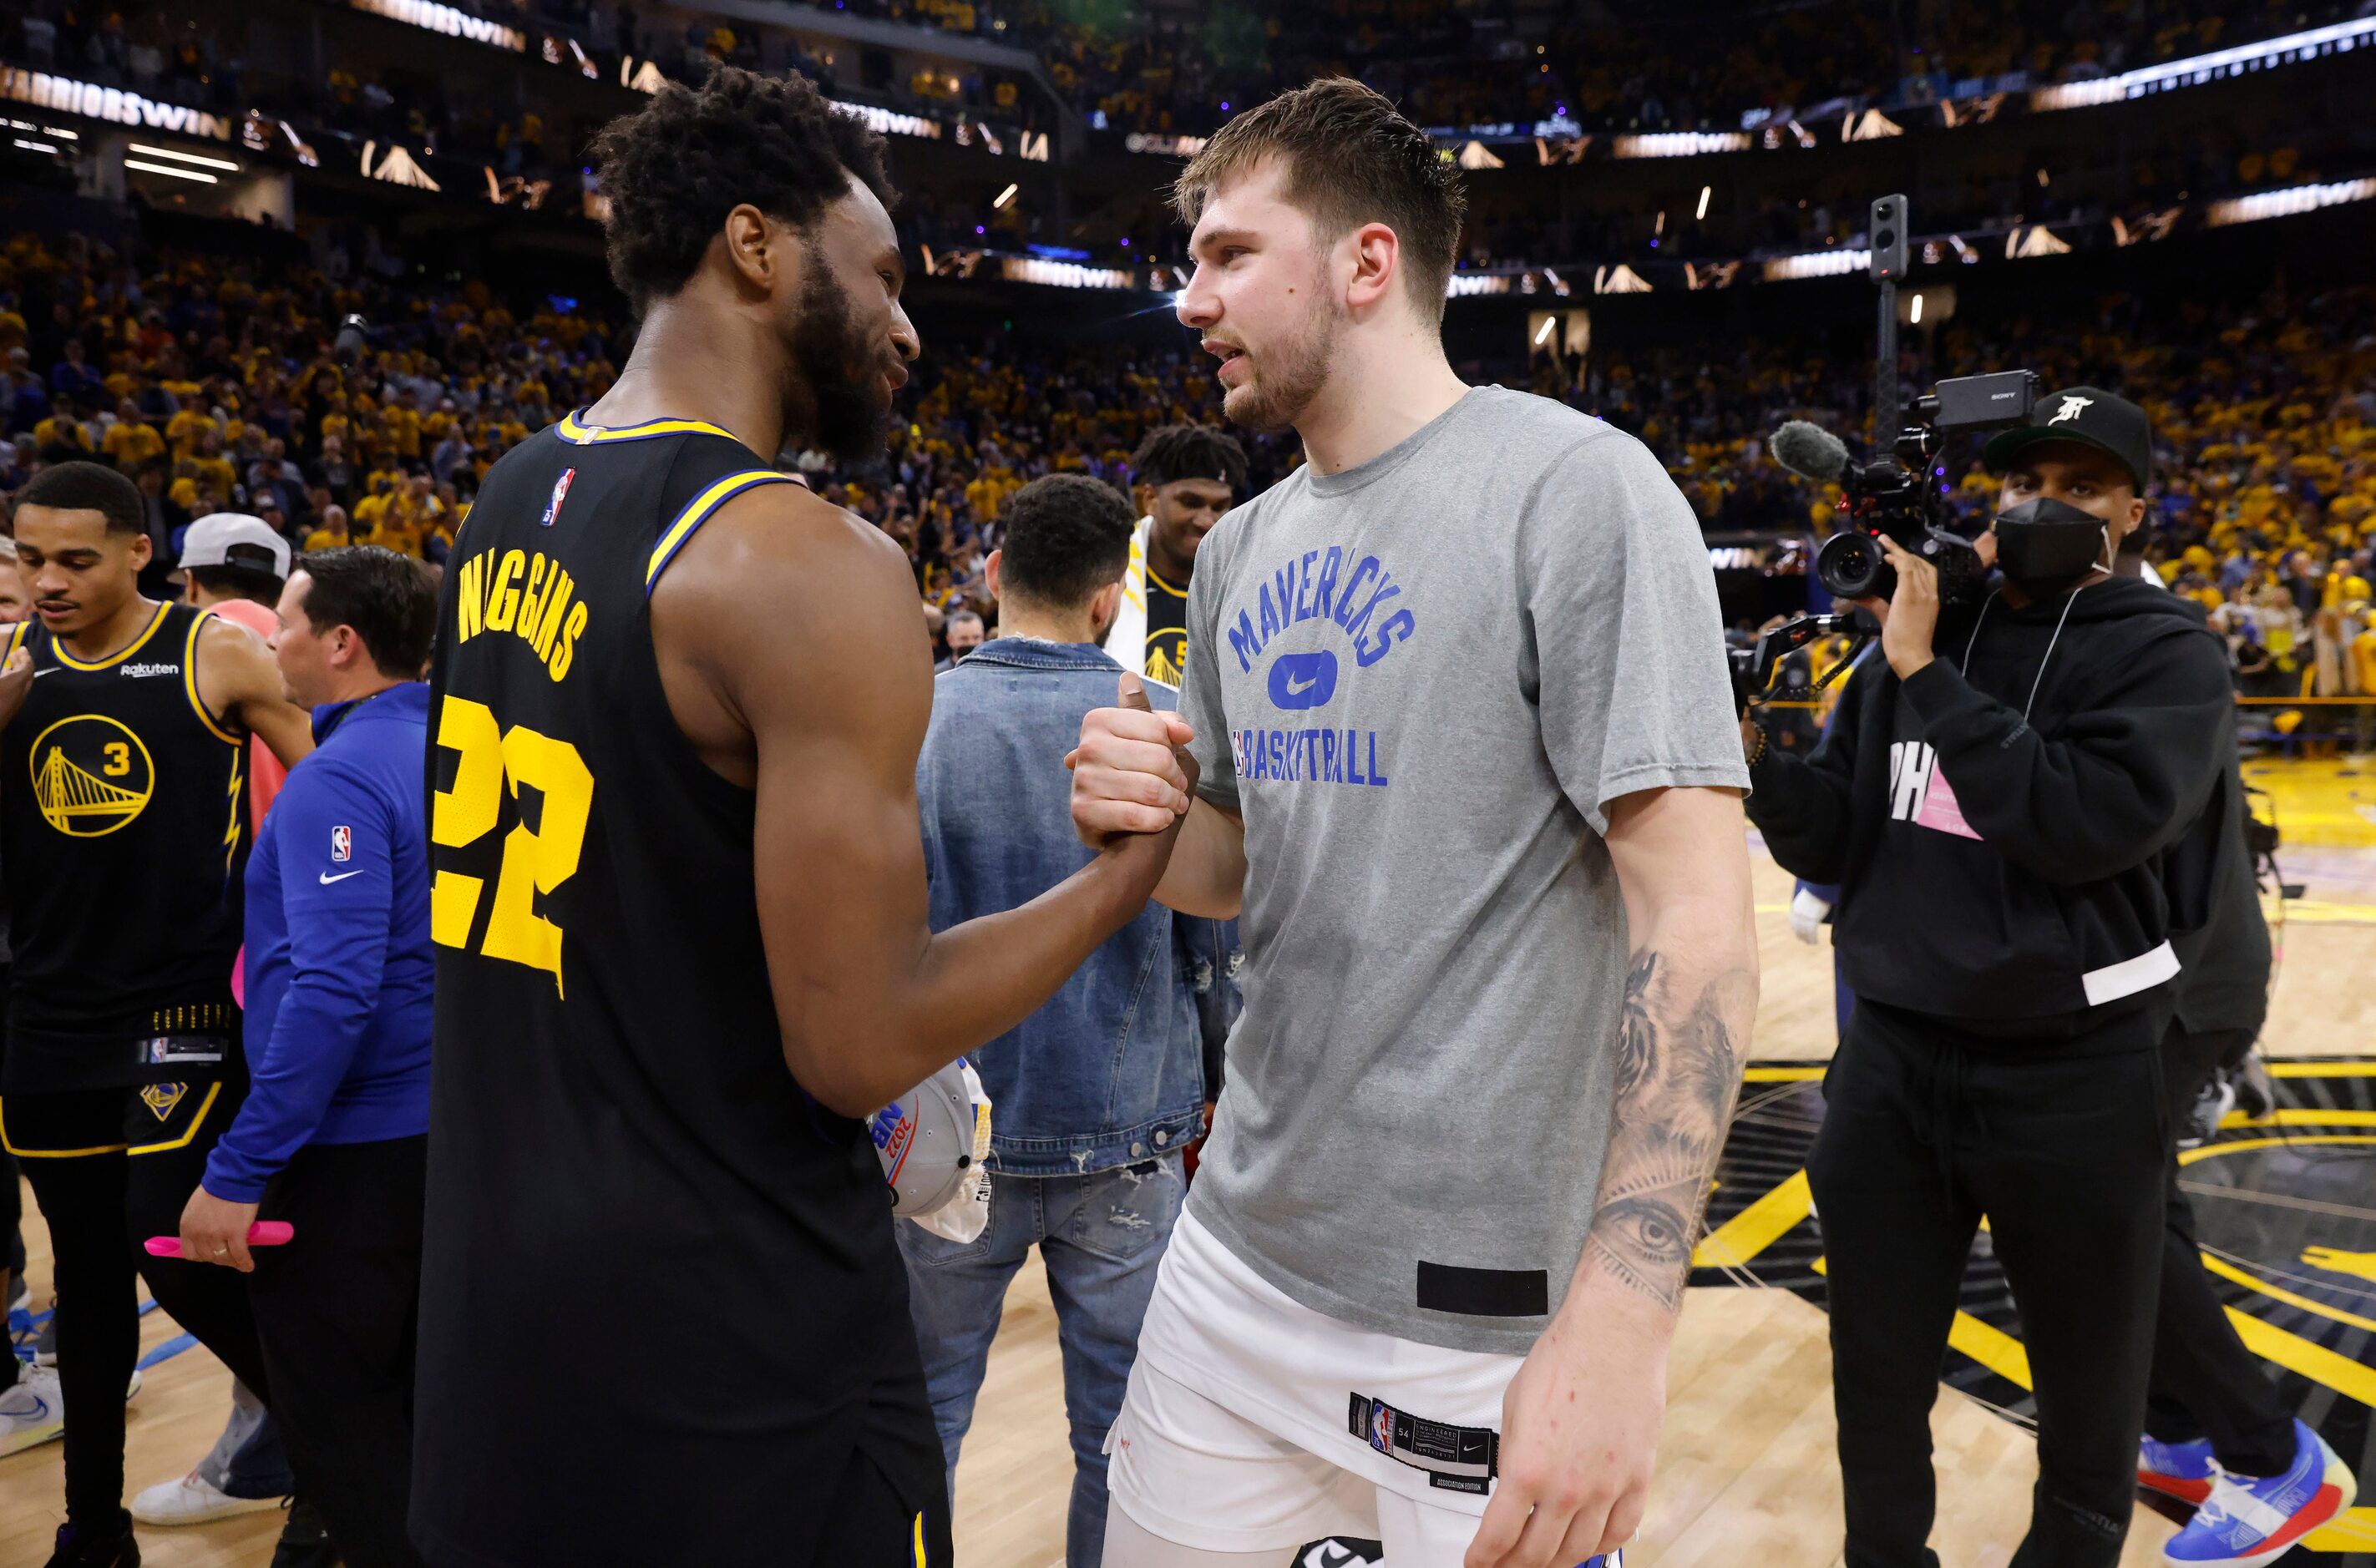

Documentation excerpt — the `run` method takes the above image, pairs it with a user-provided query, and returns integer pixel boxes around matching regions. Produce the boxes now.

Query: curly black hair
[589,66,898,312]
[1129,424,1249,494]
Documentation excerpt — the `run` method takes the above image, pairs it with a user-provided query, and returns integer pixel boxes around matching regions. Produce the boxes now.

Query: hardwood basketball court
[5,756,2372,1566]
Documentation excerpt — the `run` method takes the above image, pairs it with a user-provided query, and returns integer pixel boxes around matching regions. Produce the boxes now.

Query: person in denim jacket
[903,474,1214,1568]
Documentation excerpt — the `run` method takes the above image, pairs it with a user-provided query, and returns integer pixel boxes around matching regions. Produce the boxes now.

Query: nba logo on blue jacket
[332,825,352,862]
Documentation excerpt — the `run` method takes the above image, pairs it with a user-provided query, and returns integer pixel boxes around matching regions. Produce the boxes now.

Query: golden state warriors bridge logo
[30,715,154,837]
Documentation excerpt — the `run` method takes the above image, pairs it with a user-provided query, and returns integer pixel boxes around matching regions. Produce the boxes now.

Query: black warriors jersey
[0,603,244,1090]
[413,412,926,1565]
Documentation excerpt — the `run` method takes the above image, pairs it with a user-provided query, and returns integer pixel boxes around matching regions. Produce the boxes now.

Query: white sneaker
[0,1363,65,1456]
[130,1468,286,1526]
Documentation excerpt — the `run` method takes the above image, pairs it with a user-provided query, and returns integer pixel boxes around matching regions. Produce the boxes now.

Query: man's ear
[985,548,1003,603]
[2110,494,2148,553]
[1343,221,1401,316]
[1090,579,1124,645]
[721,205,790,296]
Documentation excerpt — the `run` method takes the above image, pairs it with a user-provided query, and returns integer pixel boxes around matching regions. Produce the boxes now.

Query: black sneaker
[43,1515,140,1567]
[2232,1054,2277,1120]
[269,1498,339,1568]
[2179,1072,2237,1148]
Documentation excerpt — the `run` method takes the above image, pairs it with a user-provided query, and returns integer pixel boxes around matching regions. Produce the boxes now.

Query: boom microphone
[1770,420,1852,483]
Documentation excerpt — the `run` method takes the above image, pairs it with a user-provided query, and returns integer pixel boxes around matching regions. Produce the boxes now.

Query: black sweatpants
[1808,999,2167,1568]
[0,1148,18,1393]
[3,1080,274,1526]
[2144,1024,2295,1474]
[251,1134,428,1568]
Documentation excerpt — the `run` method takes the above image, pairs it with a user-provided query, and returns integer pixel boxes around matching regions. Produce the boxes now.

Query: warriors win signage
[0,67,233,140]
[345,0,526,51]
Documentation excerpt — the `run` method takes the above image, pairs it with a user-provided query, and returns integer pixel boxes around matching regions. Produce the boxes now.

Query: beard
[1221,294,1342,435]
[791,267,889,463]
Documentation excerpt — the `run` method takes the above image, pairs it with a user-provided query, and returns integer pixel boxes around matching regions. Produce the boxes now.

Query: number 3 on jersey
[430,694,594,994]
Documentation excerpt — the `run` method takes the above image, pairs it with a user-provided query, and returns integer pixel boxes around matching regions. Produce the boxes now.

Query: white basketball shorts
[1107,1208,1532,1564]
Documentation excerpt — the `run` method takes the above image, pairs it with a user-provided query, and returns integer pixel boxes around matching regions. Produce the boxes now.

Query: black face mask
[1994,496,2109,596]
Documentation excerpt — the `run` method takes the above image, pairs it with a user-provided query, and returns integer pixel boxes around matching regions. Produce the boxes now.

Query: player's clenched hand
[1068,673,1197,849]
[1467,1302,1665,1568]
[0,647,33,731]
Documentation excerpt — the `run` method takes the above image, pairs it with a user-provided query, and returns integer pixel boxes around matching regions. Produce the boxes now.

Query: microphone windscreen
[1770,420,1851,483]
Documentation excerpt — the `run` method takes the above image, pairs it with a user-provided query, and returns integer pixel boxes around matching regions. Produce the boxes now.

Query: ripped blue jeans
[897,1155,1186,1568]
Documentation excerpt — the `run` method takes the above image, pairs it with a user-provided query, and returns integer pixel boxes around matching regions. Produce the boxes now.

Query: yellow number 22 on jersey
[428,694,595,994]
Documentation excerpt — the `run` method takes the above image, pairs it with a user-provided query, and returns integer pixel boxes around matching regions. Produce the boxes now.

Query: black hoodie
[2160,707,2272,1039]
[1748,574,2232,1030]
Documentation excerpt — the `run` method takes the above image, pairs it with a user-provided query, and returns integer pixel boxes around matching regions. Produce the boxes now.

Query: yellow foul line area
[1699,1061,2376,1547]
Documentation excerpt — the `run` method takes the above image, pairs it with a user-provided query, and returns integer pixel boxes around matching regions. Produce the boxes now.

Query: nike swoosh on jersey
[318,869,365,885]
[1285,673,1318,695]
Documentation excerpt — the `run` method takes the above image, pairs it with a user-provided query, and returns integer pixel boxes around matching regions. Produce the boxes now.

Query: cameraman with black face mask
[1742,387,2236,1568]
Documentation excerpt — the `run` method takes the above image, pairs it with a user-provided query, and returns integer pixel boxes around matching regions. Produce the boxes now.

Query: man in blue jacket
[904,474,1214,1568]
[176,545,438,1568]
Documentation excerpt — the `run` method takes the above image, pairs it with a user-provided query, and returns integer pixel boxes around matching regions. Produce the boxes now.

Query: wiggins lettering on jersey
[451,547,591,680]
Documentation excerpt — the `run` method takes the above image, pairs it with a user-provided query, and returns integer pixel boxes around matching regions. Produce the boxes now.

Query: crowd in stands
[893,0,2362,137]
[3,222,2373,712]
[17,0,2356,171]
[2127,285,2376,713]
[11,0,2362,281]
[0,230,632,574]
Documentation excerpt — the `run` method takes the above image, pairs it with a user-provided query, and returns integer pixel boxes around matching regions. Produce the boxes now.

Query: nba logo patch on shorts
[1347,1393,1498,1495]
[541,468,576,527]
[332,825,352,862]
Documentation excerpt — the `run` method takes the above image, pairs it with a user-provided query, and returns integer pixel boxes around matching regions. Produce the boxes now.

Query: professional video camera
[1771,368,2040,603]
[1733,195,2041,712]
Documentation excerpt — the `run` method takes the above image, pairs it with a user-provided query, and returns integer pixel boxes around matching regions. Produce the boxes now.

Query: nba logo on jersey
[332,825,352,862]
[541,468,576,527]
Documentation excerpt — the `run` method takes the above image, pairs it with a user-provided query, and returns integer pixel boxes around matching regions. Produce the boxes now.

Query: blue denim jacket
[917,637,1216,1175]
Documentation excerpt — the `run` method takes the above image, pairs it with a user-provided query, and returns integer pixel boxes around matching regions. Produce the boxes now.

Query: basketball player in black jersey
[0,462,315,1568]
[416,68,1191,1568]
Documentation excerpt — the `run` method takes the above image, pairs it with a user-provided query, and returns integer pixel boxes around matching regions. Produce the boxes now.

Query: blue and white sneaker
[2142,1434,2219,1505]
[0,1363,65,1456]
[2164,1419,2356,1567]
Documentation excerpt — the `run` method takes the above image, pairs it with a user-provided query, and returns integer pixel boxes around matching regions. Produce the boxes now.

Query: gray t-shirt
[1178,386,1747,1354]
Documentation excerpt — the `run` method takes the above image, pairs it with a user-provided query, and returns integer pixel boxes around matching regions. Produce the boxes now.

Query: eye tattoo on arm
[1583,949,1753,1312]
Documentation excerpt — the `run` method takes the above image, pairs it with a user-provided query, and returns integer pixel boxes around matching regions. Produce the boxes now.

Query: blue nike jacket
[205,682,434,1203]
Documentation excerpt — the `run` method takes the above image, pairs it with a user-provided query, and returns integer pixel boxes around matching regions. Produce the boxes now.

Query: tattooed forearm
[1581,949,1756,1313]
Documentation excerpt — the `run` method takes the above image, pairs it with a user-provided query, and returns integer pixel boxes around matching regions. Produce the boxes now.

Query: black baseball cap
[1981,385,2152,493]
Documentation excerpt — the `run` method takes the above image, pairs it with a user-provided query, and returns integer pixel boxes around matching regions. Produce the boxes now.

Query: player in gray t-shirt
[1071,81,1756,1568]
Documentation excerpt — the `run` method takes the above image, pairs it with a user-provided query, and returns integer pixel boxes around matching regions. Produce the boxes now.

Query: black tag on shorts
[1347,1393,1497,1495]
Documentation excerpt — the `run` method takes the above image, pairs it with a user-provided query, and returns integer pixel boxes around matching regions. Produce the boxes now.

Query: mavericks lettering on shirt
[1221,544,1416,792]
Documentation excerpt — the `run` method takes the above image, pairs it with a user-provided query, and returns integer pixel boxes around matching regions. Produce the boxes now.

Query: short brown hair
[1173,78,1466,322]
